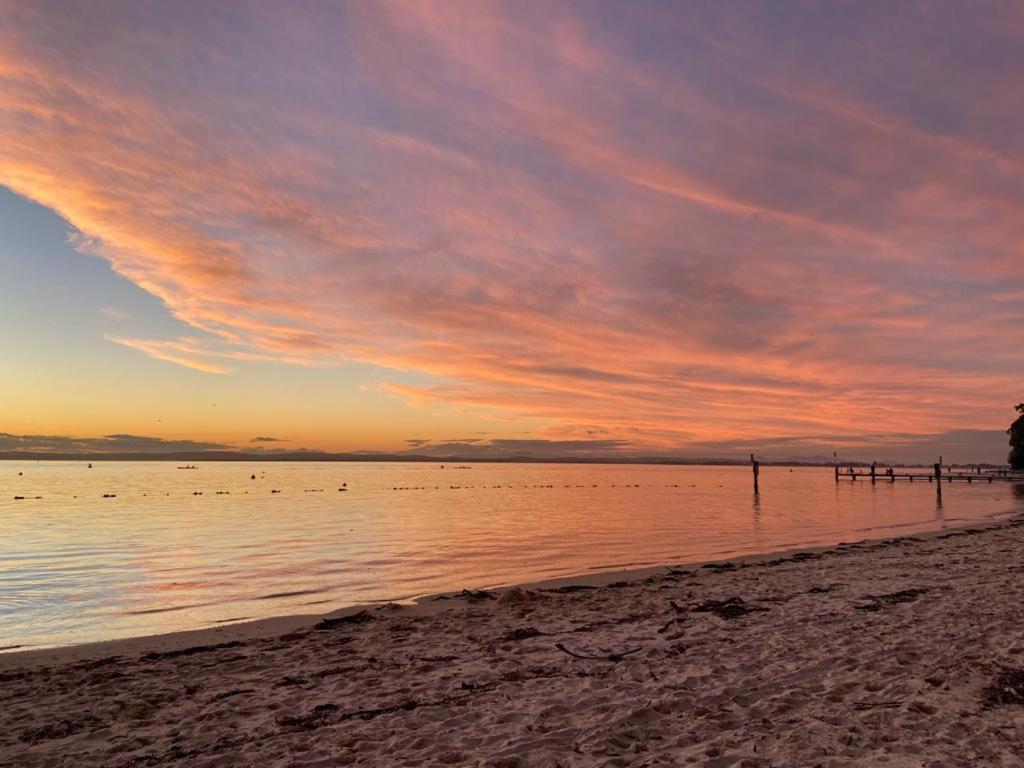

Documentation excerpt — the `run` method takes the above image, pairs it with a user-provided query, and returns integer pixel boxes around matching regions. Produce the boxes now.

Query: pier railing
[748,454,1018,495]
[833,463,1014,484]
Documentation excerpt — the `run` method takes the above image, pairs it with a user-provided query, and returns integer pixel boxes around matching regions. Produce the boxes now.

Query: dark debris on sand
[277,703,340,731]
[692,596,768,620]
[433,589,497,602]
[20,715,103,744]
[541,584,597,594]
[982,668,1024,707]
[500,627,543,642]
[141,641,244,661]
[854,588,928,612]
[314,610,374,630]
[702,562,738,571]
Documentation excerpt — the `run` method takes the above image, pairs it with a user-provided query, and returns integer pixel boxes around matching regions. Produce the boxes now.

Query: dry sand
[2,517,1024,767]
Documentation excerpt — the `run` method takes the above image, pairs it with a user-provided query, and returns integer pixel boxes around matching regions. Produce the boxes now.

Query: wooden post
[870,461,876,484]
[751,453,760,494]
[834,451,839,483]
[934,461,942,498]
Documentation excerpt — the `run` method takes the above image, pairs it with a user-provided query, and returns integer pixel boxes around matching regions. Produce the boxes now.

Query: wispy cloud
[105,336,233,374]
[100,306,129,320]
[1,2,1023,453]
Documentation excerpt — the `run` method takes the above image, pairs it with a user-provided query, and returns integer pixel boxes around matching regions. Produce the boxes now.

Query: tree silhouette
[1009,403,1024,471]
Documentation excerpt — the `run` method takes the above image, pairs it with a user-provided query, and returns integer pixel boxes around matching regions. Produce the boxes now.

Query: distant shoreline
[0,451,1005,468]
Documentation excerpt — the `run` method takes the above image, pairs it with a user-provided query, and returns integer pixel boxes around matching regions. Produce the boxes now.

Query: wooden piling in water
[751,453,759,494]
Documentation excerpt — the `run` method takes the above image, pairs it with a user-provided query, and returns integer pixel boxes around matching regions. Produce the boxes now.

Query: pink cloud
[1,2,1023,451]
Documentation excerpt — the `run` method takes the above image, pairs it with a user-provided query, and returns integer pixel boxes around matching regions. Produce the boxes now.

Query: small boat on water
[176,465,198,470]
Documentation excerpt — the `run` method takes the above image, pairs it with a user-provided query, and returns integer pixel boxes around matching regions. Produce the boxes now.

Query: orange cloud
[2,1,1023,453]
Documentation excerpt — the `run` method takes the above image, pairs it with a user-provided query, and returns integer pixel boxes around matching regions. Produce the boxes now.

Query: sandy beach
[2,517,1023,767]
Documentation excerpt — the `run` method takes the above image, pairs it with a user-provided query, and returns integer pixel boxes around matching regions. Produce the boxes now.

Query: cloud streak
[1,1,1022,455]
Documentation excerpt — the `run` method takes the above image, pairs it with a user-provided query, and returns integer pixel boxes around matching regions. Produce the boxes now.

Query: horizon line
[0,450,1009,468]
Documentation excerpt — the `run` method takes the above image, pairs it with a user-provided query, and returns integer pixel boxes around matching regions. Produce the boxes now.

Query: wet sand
[2,517,1024,766]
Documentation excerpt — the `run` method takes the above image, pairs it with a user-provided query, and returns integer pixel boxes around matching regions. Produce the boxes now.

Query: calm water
[2,461,1021,650]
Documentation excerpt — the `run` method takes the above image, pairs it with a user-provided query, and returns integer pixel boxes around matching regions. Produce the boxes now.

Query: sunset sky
[1,1,1022,462]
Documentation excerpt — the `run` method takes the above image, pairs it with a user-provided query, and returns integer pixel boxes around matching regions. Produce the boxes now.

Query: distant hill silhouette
[0,450,980,467]
[0,449,783,465]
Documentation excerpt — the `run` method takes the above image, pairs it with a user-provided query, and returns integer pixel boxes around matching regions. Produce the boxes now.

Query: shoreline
[3,512,1024,765]
[4,505,1019,670]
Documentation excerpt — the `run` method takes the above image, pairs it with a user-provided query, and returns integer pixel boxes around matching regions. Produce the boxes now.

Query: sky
[0,1,1022,463]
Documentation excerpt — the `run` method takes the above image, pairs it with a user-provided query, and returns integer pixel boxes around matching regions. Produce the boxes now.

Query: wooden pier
[748,453,1017,494]
[834,457,1015,485]
[835,468,1011,483]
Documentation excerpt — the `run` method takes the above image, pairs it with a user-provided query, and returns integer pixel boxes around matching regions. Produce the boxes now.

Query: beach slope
[2,519,1024,766]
